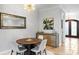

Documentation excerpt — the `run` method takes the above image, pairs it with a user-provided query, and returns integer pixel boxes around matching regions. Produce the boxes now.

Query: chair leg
[39,51,41,55]
[22,52,24,55]
[44,49,47,55]
[35,51,42,55]
[16,52,20,55]
[16,52,18,55]
[20,52,22,55]
[11,50,13,55]
[23,52,25,55]
[36,52,38,55]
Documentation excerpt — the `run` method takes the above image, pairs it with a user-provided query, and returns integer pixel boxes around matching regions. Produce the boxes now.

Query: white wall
[0,4,39,51]
[0,4,65,51]
[38,7,65,46]
[60,9,65,44]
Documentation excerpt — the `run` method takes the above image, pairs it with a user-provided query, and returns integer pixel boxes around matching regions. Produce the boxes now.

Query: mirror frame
[0,12,26,29]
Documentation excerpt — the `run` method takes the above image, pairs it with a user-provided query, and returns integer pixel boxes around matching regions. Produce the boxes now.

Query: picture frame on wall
[43,17,54,30]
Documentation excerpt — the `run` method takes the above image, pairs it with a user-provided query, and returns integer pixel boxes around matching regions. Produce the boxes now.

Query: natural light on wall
[66,13,77,19]
[24,4,35,11]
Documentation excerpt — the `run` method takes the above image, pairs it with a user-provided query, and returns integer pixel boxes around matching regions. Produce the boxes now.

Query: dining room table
[16,38,41,55]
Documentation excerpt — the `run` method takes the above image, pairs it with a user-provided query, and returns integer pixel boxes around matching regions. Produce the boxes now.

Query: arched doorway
[65,19,79,38]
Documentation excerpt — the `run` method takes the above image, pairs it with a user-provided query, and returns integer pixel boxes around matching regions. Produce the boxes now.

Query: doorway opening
[65,19,79,38]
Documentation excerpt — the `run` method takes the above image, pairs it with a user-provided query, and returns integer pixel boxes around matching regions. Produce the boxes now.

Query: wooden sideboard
[36,32,59,48]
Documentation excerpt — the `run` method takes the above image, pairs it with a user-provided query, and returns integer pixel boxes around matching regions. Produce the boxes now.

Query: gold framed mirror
[0,12,26,29]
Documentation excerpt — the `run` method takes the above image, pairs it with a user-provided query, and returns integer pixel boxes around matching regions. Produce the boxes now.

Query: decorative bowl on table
[25,39,32,41]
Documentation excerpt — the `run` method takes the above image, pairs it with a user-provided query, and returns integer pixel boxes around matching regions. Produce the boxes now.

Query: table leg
[24,44,31,55]
[24,44,35,55]
[27,45,31,55]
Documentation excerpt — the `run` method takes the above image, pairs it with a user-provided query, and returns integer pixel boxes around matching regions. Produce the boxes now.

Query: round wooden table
[16,38,41,55]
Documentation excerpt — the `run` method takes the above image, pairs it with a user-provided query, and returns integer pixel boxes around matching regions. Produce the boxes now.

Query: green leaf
[49,23,54,25]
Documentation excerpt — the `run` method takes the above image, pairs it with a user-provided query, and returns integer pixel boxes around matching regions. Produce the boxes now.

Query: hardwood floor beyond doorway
[46,37,79,55]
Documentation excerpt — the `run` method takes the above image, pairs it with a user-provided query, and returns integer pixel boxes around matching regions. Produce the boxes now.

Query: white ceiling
[36,4,79,13]
[1,4,79,13]
[58,4,79,13]
[35,4,59,10]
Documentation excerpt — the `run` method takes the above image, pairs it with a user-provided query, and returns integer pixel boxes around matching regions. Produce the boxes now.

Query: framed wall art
[43,17,54,30]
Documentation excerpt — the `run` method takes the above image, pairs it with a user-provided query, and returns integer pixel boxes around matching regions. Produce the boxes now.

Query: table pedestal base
[24,44,36,55]
[24,51,35,55]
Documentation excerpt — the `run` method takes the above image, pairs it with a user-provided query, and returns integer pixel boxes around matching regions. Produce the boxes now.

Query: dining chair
[38,35,43,40]
[11,41,27,55]
[16,44,27,55]
[31,39,47,55]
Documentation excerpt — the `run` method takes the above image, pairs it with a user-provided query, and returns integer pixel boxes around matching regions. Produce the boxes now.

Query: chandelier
[24,4,35,11]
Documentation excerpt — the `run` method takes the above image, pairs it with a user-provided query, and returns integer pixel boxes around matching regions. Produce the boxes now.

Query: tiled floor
[47,37,79,55]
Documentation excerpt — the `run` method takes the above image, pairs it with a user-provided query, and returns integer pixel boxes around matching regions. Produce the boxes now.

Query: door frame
[65,19,79,38]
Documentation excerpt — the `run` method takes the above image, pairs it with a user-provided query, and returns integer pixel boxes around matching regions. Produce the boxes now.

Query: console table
[36,32,59,48]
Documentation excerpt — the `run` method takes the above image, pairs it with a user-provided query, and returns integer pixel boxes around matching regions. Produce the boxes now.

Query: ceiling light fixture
[24,4,35,11]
